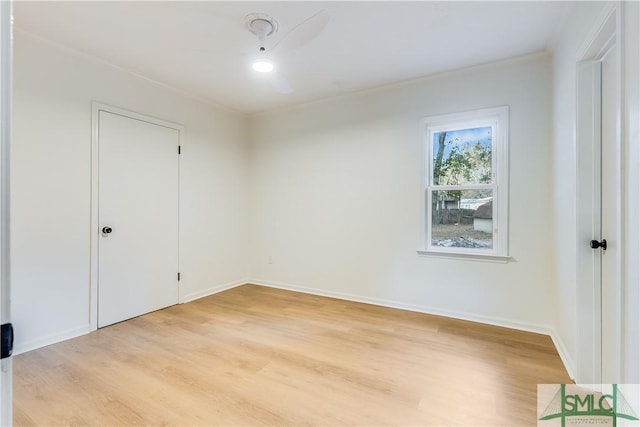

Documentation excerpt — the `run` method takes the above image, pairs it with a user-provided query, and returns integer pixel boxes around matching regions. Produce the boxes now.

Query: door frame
[0,0,11,423]
[623,0,640,385]
[90,102,184,331]
[575,4,621,384]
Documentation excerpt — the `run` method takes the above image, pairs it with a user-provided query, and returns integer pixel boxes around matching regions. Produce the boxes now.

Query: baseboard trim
[549,329,576,381]
[248,278,554,336]
[13,324,92,356]
[181,278,248,303]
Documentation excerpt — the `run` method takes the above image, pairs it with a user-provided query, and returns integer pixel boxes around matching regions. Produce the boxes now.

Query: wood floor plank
[13,284,571,426]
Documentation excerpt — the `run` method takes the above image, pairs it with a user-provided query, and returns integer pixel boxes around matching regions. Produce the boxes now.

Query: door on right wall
[576,8,621,385]
[599,42,621,384]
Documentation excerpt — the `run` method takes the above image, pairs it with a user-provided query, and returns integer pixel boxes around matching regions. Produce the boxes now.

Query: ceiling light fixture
[252,47,274,73]
[252,60,274,73]
[246,14,278,73]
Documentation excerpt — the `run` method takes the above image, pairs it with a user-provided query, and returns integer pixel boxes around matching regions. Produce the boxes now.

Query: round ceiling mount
[245,13,279,40]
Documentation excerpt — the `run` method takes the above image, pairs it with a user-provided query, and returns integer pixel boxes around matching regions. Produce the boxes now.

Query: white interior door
[599,45,621,384]
[575,8,621,384]
[97,110,180,328]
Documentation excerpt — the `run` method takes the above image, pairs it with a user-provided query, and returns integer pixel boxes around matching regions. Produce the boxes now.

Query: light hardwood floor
[14,284,570,426]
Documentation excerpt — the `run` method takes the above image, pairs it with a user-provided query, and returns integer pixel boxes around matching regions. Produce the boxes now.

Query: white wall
[11,32,249,353]
[248,54,556,335]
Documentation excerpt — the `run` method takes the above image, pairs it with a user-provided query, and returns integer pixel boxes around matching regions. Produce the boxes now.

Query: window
[418,106,510,261]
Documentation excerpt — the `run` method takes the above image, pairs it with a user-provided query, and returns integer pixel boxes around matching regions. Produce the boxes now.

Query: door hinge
[178,272,181,281]
[1,323,14,359]
[178,145,181,155]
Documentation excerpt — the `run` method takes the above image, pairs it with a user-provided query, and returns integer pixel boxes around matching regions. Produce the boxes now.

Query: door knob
[102,226,113,234]
[590,239,607,250]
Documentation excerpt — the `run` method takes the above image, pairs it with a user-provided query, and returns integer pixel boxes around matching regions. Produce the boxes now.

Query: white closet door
[98,111,179,328]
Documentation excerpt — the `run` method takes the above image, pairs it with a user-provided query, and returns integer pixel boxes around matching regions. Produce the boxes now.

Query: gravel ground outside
[431,223,492,249]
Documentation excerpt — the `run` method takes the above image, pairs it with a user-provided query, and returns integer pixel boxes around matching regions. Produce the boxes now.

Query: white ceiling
[14,1,575,115]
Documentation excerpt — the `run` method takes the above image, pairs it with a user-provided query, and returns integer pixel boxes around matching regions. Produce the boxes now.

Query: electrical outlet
[268,255,273,264]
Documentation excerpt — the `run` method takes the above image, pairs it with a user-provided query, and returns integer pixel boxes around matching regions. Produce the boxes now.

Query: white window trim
[418,106,510,261]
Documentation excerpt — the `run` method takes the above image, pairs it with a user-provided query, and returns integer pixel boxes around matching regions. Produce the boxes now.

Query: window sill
[416,250,512,263]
